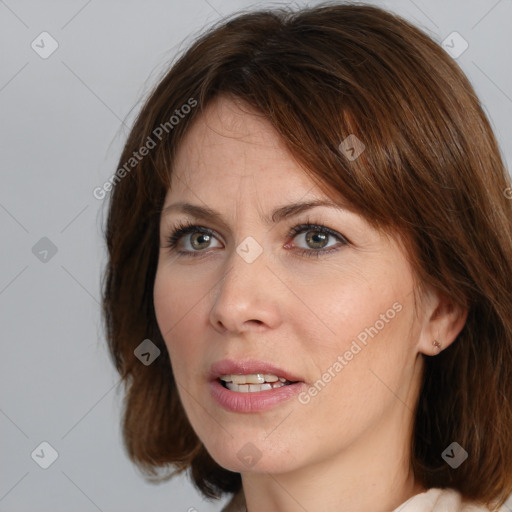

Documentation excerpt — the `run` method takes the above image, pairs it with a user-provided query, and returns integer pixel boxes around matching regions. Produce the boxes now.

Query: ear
[417,286,468,356]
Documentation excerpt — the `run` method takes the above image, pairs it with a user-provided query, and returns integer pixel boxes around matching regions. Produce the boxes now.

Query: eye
[183,231,222,251]
[165,220,223,256]
[285,223,348,258]
[164,220,348,259]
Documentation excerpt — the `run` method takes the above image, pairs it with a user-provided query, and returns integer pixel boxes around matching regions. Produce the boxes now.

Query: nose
[209,243,282,334]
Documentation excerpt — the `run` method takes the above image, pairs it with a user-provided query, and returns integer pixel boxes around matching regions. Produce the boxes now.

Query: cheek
[153,266,206,364]
[294,265,398,348]
[153,259,207,323]
[153,274,177,340]
[297,263,414,388]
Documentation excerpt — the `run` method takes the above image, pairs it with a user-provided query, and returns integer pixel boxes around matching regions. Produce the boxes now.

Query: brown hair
[101,2,512,509]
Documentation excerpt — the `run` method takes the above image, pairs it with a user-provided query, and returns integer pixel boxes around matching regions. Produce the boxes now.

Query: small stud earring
[433,339,442,350]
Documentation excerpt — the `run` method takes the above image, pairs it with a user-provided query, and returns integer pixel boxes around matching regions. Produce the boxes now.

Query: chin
[212,454,296,475]
[204,437,300,475]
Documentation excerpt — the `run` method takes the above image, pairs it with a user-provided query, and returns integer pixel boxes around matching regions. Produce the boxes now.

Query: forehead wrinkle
[230,172,259,229]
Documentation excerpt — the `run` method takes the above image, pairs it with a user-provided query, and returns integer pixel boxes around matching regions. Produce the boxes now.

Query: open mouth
[218,373,297,393]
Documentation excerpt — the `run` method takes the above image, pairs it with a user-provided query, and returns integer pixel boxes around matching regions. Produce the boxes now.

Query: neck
[240,367,426,512]
[242,435,424,511]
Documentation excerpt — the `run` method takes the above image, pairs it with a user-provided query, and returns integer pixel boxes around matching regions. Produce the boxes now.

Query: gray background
[1,0,511,511]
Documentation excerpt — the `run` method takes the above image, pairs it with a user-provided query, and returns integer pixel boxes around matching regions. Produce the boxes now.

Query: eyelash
[164,217,349,259]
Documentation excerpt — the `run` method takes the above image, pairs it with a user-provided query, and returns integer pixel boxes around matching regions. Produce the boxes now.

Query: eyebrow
[160,199,347,226]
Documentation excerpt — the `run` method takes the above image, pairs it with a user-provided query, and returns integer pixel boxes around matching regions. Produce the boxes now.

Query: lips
[207,359,307,412]
[209,359,304,384]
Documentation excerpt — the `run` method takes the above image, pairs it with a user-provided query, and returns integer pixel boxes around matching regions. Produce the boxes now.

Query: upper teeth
[220,373,287,384]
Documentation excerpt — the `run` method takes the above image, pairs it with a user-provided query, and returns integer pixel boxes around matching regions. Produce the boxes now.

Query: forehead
[169,95,318,197]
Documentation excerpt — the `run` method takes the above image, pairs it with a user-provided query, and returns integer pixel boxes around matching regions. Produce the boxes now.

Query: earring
[433,339,442,350]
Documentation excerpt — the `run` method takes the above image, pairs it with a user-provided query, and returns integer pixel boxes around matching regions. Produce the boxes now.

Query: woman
[101,3,512,511]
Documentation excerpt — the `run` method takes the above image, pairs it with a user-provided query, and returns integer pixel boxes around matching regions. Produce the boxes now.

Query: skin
[153,95,468,512]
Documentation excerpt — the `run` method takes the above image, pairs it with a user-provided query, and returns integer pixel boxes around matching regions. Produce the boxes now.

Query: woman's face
[153,96,431,475]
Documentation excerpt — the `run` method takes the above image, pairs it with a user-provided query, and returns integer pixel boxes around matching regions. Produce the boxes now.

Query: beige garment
[220,487,506,512]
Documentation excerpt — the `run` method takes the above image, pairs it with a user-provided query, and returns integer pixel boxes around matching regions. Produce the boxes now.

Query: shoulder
[220,487,508,511]
[394,487,509,512]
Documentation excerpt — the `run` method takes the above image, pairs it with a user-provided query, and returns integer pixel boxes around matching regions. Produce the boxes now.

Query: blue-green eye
[165,220,348,258]
[285,224,348,258]
[165,220,221,255]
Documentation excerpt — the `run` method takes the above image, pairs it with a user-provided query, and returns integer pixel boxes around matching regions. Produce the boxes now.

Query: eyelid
[164,220,224,250]
[164,217,349,257]
[284,223,349,259]
[287,223,348,245]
